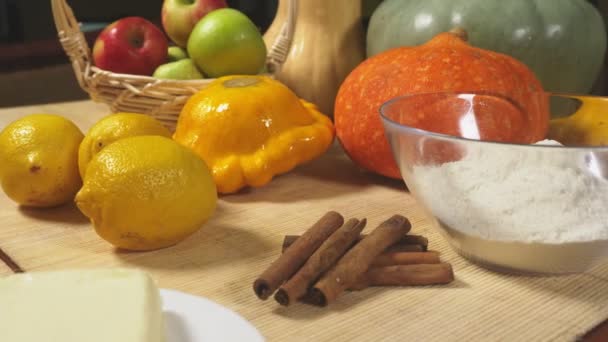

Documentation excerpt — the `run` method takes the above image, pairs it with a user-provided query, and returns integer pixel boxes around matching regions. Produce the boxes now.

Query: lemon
[78,113,171,179]
[75,135,217,251]
[0,114,84,207]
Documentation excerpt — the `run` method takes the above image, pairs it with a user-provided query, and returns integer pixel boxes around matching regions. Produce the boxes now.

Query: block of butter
[0,268,165,342]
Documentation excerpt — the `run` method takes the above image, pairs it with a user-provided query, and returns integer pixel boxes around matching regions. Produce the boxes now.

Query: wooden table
[1,100,607,341]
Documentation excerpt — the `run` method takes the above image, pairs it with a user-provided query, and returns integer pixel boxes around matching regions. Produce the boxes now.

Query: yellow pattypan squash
[549,94,608,146]
[173,75,335,194]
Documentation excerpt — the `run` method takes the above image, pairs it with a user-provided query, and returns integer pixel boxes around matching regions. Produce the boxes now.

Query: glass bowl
[380,92,608,274]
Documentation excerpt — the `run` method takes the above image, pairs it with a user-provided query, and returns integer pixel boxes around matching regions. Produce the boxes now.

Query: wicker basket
[51,0,296,130]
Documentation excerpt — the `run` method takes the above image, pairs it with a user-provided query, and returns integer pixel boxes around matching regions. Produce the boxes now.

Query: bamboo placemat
[0,100,607,341]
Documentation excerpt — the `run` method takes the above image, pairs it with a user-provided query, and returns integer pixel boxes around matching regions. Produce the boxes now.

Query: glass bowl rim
[379,91,608,151]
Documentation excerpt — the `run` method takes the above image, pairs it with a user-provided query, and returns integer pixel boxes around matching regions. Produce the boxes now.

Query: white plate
[161,289,264,342]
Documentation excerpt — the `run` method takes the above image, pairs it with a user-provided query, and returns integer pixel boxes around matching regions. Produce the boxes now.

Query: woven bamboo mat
[244,220,608,342]
[0,100,607,341]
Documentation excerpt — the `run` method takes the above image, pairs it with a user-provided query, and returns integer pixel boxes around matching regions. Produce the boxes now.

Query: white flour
[411,140,608,243]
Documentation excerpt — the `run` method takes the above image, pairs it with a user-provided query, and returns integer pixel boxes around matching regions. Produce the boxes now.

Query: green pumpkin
[367,0,607,94]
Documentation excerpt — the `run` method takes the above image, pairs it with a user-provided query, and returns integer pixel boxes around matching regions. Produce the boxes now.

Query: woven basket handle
[51,0,93,92]
[265,0,297,73]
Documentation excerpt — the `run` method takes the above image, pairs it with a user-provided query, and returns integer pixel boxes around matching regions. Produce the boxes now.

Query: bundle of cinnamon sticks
[253,211,454,307]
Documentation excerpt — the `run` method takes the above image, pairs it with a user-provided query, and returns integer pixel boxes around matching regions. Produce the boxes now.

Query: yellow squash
[173,75,335,194]
[549,95,608,146]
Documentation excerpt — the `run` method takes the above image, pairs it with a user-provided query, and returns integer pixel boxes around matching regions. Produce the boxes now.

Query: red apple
[162,0,228,47]
[92,17,168,76]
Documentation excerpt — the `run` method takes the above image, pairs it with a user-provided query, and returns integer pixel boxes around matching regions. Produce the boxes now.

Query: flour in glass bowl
[411,140,608,243]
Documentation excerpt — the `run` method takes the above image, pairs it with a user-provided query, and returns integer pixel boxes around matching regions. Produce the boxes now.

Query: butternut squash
[264,0,366,116]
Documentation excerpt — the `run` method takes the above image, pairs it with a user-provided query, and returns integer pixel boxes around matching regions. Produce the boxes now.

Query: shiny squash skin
[367,0,607,94]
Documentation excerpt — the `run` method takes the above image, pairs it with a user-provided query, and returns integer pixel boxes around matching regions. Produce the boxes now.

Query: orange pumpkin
[334,29,549,179]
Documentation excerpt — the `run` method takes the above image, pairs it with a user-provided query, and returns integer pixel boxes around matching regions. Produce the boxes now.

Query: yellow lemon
[0,114,84,207]
[75,135,217,251]
[78,113,171,179]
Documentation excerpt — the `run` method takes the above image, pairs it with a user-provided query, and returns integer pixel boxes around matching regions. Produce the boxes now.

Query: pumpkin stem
[449,27,468,42]
[223,77,261,88]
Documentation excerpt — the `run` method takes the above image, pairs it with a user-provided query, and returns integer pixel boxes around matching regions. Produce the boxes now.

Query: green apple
[167,46,189,62]
[161,0,228,48]
[153,59,204,80]
[187,8,267,78]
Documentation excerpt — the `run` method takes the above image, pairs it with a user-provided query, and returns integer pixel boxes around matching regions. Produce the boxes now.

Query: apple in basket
[161,0,228,48]
[92,17,168,76]
[187,8,267,78]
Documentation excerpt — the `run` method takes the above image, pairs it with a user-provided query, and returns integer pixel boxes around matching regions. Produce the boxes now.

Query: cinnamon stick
[253,211,344,300]
[274,218,367,306]
[370,251,440,267]
[309,215,411,306]
[284,235,436,267]
[282,234,428,252]
[349,263,454,291]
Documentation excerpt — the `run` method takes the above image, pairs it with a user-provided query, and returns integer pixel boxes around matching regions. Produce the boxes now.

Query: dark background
[0,0,278,43]
[0,0,278,71]
[0,0,605,107]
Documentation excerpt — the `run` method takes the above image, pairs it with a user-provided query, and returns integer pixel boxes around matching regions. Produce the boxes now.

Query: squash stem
[449,27,468,42]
